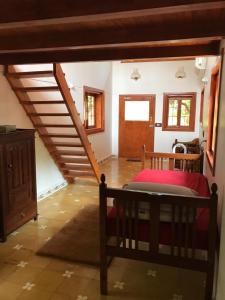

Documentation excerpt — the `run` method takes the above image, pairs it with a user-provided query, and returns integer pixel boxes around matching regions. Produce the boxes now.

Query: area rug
[37,204,100,266]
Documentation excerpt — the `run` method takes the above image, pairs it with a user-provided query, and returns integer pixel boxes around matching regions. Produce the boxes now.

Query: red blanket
[108,169,210,249]
[133,169,209,197]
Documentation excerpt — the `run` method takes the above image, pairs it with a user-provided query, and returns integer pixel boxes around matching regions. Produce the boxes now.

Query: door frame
[118,94,156,157]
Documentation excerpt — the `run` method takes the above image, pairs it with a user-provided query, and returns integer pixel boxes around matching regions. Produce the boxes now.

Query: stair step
[47,142,83,147]
[64,171,95,177]
[21,101,65,105]
[7,70,54,78]
[58,157,89,164]
[61,165,92,171]
[56,150,87,156]
[29,113,70,117]
[14,86,59,92]
[40,133,79,138]
[35,124,74,128]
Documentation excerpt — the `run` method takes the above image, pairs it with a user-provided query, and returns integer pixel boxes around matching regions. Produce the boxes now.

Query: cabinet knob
[8,164,13,169]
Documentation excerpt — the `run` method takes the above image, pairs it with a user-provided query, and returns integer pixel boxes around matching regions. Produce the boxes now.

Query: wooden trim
[206,54,223,176]
[162,92,196,132]
[83,86,105,135]
[200,88,205,125]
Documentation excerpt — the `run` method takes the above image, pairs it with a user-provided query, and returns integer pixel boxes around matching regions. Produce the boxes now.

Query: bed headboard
[142,145,204,173]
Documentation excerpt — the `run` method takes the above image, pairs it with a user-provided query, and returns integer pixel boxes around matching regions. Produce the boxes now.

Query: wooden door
[119,95,155,159]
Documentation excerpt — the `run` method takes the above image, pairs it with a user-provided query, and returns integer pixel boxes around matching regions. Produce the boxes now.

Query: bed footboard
[99,174,217,300]
[142,144,204,173]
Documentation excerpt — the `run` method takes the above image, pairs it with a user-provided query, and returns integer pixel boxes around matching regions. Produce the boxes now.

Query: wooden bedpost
[205,183,218,300]
[142,144,146,169]
[99,174,108,295]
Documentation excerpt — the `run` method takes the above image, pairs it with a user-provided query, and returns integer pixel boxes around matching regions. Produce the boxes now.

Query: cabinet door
[5,139,36,229]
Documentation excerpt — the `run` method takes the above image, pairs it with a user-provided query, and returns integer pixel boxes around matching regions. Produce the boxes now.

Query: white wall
[0,66,65,199]
[62,62,112,162]
[112,60,201,154]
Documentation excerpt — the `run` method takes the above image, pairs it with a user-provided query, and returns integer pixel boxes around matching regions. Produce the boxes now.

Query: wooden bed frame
[99,151,217,300]
[142,144,204,173]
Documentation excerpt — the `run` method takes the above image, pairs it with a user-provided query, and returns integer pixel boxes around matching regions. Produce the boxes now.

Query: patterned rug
[37,204,100,266]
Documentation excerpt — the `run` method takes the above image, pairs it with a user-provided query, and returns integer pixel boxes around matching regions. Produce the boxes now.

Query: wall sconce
[175,67,186,79]
[195,57,207,70]
[131,68,141,81]
[201,76,208,85]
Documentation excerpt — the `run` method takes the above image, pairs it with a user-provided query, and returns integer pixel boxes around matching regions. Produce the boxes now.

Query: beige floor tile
[55,275,90,298]
[17,288,51,300]
[50,292,72,300]
[0,281,22,300]
[34,269,64,292]
[5,266,42,284]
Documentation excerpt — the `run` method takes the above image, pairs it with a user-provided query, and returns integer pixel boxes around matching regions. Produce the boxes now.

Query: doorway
[119,94,155,159]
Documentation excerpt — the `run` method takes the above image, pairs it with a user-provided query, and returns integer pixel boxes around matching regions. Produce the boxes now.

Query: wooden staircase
[5,64,100,183]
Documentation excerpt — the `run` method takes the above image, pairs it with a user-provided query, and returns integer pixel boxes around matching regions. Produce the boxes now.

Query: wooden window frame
[83,86,105,135]
[206,62,221,176]
[162,92,196,131]
[200,88,205,125]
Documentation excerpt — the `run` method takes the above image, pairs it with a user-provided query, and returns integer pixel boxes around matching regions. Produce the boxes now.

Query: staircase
[5,63,100,183]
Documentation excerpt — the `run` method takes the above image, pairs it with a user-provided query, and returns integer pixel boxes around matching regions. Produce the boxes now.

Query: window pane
[125,101,149,121]
[180,99,191,126]
[87,95,95,127]
[168,99,178,126]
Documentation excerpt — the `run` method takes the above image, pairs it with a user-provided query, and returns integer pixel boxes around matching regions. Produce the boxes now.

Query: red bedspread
[133,169,209,197]
[107,169,210,250]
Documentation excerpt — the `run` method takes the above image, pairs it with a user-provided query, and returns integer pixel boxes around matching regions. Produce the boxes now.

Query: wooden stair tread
[14,86,59,92]
[35,124,74,128]
[61,165,92,171]
[21,101,65,105]
[64,170,95,177]
[40,133,79,138]
[56,150,87,156]
[29,113,70,116]
[7,71,54,78]
[47,142,83,147]
[58,158,89,164]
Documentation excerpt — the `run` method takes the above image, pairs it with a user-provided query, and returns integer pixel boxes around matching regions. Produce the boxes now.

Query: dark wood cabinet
[0,129,37,242]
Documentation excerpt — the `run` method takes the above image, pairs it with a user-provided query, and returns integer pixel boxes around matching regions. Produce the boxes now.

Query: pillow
[123,182,198,197]
[121,182,198,222]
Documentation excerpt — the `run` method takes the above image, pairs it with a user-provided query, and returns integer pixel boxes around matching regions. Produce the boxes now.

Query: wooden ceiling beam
[0,42,220,64]
[1,1,225,28]
[0,16,224,52]
[1,1,225,24]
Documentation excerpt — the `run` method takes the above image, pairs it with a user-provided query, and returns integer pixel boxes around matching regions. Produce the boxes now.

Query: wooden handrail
[53,63,100,182]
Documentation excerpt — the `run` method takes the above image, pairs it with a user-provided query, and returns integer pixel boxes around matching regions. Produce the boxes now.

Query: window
[162,93,196,131]
[207,63,221,175]
[83,86,104,134]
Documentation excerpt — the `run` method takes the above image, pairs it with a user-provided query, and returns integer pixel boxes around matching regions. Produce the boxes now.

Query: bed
[99,150,217,300]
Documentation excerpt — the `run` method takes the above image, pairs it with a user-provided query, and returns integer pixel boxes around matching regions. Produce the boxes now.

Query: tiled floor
[0,158,205,300]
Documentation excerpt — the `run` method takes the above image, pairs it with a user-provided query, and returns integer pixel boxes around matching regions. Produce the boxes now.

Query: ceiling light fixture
[131,68,141,81]
[175,67,186,79]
